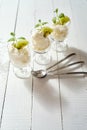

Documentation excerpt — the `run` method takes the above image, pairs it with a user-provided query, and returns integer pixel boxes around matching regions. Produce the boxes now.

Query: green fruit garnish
[59,16,70,25]
[52,8,70,25]
[63,16,70,23]
[14,39,28,49]
[34,19,52,37]
[8,32,29,49]
[41,27,53,37]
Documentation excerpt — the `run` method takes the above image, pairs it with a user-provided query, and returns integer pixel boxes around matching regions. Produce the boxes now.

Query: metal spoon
[48,61,84,73]
[31,61,85,78]
[46,52,76,70]
[31,70,87,78]
[31,52,76,78]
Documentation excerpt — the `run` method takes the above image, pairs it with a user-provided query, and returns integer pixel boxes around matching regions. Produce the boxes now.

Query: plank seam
[0,0,20,128]
[0,62,10,128]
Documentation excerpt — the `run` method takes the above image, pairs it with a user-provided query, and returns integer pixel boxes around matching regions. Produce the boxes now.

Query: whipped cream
[51,24,68,41]
[32,30,50,52]
[8,44,31,68]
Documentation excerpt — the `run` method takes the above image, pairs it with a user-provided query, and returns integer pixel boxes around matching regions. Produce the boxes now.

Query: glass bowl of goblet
[31,29,52,65]
[51,23,70,52]
[51,8,71,52]
[8,39,31,79]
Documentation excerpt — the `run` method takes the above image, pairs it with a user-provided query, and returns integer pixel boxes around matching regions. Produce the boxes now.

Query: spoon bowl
[31,69,47,78]
[31,69,87,78]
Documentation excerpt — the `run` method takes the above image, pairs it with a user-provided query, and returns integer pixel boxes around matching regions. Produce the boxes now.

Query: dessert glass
[51,23,69,52]
[8,43,31,78]
[31,29,51,65]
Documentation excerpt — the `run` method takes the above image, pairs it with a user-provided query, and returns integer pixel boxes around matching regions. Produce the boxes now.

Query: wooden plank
[59,77,87,130]
[1,65,32,130]
[1,0,87,130]
[0,0,19,40]
[69,0,87,52]
[31,0,62,130]
[15,0,35,37]
[0,0,18,128]
[1,0,34,129]
[53,0,87,130]
[69,0,87,72]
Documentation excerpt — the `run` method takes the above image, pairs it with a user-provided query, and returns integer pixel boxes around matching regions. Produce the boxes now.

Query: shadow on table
[24,46,87,111]
[24,77,68,112]
[47,46,87,92]
[64,46,87,66]
[46,46,87,74]
[44,46,87,80]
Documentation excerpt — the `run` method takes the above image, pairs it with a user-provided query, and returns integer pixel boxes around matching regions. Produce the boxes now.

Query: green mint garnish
[18,37,26,40]
[34,19,53,37]
[54,8,58,14]
[8,32,29,49]
[35,23,41,28]
[52,8,70,25]
[39,19,41,22]
[59,13,65,18]
[42,22,48,25]
[10,32,15,36]
[8,37,16,42]
[8,32,16,42]
[35,19,48,29]
[52,17,57,24]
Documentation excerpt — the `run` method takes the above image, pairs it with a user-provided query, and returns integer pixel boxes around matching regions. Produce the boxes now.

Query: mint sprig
[54,8,58,17]
[8,32,26,42]
[18,37,26,40]
[35,19,48,28]
[8,32,28,49]
[8,32,16,42]
[52,8,70,25]
[34,19,53,38]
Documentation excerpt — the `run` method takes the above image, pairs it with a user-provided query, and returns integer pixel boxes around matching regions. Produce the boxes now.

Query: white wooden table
[0,0,87,130]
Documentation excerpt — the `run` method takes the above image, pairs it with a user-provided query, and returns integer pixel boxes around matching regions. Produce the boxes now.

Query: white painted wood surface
[0,0,18,127]
[0,0,87,130]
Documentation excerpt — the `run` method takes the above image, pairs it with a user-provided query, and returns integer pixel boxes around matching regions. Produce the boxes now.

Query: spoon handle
[47,53,76,70]
[48,61,84,73]
[49,71,87,76]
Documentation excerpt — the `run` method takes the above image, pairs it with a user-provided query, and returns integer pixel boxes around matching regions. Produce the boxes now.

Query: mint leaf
[18,37,26,40]
[52,17,56,24]
[38,19,41,23]
[35,23,41,28]
[42,22,48,25]
[54,8,58,14]
[10,32,15,36]
[8,37,15,42]
[52,8,70,25]
[8,32,29,49]
[35,19,48,29]
[59,13,65,18]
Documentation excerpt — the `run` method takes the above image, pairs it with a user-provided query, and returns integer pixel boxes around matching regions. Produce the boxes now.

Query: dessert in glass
[31,20,53,65]
[8,32,31,78]
[51,8,70,52]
